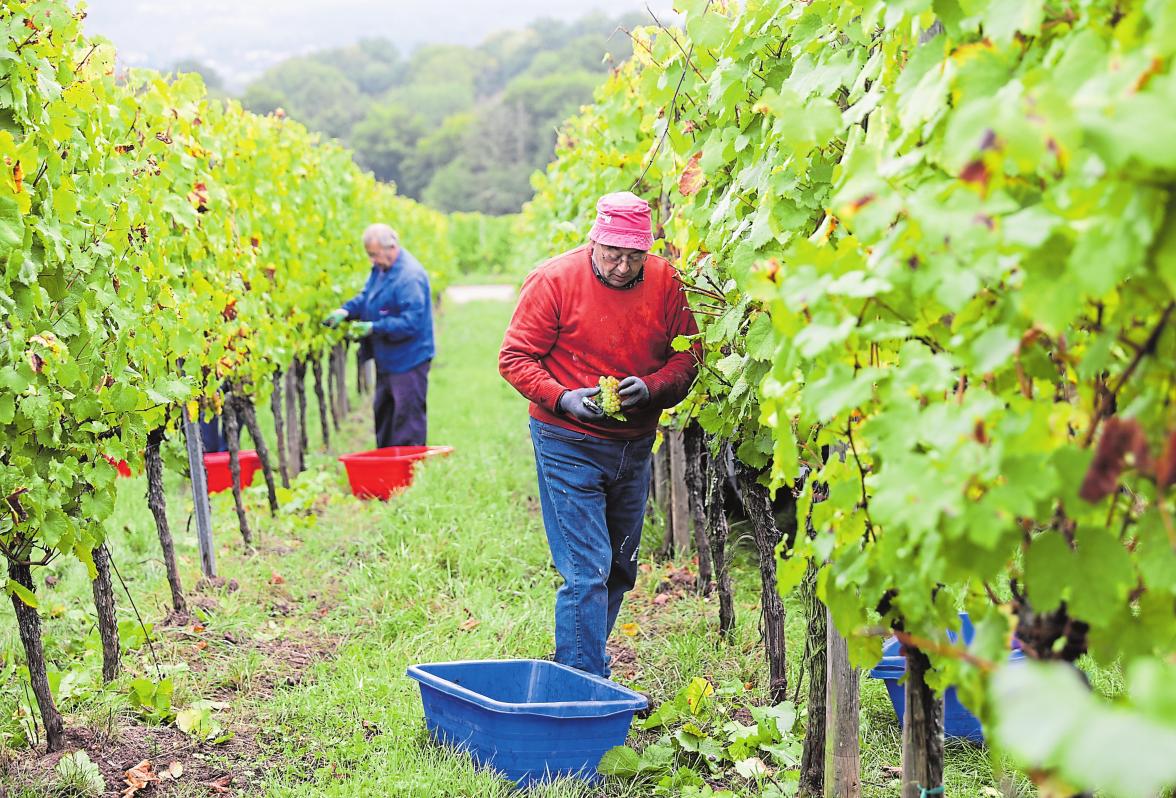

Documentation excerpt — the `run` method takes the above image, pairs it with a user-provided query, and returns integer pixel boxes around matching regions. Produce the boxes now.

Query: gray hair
[362,223,399,248]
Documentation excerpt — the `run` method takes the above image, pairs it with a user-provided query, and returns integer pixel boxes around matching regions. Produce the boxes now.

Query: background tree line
[174,12,642,216]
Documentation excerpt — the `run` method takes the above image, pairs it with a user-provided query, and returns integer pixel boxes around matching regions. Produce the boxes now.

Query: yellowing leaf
[5,579,38,609]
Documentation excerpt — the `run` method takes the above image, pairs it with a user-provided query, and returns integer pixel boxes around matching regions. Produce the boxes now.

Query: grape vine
[518,1,1176,794]
[0,0,454,751]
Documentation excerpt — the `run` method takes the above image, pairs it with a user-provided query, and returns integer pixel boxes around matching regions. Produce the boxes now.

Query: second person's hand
[348,321,374,340]
[322,308,348,328]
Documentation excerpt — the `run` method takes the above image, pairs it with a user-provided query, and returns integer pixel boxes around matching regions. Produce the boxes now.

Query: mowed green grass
[1,299,1030,797]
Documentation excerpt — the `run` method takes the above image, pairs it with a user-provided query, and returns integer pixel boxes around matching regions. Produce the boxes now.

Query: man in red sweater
[500,191,699,677]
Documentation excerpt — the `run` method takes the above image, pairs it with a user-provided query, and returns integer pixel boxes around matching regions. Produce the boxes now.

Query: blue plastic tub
[406,659,648,786]
[867,613,1024,743]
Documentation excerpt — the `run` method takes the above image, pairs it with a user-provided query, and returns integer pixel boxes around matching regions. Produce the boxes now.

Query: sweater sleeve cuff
[642,371,669,405]
[537,381,567,414]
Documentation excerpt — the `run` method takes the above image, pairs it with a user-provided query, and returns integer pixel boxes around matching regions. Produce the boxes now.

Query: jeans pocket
[538,423,590,443]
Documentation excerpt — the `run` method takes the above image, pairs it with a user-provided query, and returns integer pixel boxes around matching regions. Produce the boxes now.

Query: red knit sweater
[499,245,700,440]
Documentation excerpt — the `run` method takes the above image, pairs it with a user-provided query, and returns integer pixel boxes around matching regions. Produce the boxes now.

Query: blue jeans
[529,419,654,678]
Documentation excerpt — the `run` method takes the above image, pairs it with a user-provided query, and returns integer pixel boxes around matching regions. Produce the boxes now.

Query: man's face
[365,241,399,269]
[592,242,647,287]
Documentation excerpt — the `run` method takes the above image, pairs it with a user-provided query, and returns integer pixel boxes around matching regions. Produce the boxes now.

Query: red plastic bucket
[204,450,262,494]
[338,445,453,500]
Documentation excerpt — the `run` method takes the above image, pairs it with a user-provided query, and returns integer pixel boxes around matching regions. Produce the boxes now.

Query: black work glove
[618,376,650,410]
[558,387,603,423]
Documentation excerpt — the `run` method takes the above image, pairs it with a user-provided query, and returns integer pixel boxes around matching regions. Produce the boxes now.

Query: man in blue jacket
[323,224,434,447]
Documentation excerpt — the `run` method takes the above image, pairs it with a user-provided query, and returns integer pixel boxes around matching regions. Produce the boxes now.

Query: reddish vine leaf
[974,420,989,445]
[960,159,990,190]
[1079,417,1150,502]
[188,181,209,212]
[1155,429,1176,490]
[679,153,704,197]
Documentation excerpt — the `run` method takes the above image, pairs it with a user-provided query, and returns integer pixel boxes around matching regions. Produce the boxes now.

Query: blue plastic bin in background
[867,613,1024,743]
[407,659,648,786]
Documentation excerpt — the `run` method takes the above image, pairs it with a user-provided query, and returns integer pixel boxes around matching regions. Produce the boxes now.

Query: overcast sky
[83,0,674,89]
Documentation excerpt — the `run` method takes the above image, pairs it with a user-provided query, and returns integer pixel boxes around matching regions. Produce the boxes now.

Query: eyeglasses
[596,248,647,268]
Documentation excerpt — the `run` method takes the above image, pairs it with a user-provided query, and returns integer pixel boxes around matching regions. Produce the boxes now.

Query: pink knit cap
[588,191,653,251]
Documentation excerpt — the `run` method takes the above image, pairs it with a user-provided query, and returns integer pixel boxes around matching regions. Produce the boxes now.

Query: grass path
[2,300,1024,797]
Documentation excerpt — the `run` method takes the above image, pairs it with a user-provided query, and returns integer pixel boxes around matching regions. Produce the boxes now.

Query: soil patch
[5,630,340,797]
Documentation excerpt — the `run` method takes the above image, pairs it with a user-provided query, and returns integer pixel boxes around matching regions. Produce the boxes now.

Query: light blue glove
[348,321,374,340]
[322,308,348,328]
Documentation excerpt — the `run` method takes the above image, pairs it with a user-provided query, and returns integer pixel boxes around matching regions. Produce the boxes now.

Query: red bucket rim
[338,445,453,463]
[204,449,261,464]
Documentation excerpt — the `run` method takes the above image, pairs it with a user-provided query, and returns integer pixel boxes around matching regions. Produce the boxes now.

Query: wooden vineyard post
[271,368,291,488]
[667,427,691,556]
[798,563,828,797]
[901,644,944,798]
[825,612,861,798]
[652,433,672,556]
[682,422,713,593]
[182,410,217,579]
[284,364,303,474]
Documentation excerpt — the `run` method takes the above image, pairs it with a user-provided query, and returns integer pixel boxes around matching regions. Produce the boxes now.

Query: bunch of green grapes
[596,376,625,420]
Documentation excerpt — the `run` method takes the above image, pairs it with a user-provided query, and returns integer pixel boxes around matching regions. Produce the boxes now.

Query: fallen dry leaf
[269,572,285,585]
[122,760,160,797]
[205,774,233,794]
[459,617,480,632]
[620,622,640,637]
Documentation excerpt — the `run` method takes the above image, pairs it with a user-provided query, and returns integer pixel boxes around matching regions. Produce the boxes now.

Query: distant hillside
[84,0,666,92]
[172,13,646,215]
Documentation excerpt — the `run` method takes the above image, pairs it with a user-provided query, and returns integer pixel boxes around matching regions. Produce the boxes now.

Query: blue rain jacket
[342,248,434,374]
